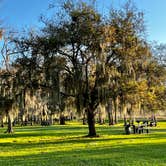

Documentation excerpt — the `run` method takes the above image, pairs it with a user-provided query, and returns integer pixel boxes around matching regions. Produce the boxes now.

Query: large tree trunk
[87,108,97,137]
[5,112,13,133]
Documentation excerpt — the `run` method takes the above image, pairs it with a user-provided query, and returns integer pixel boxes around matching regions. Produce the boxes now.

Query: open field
[0,121,165,166]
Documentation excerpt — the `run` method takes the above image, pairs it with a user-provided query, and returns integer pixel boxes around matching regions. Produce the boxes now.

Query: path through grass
[0,121,165,166]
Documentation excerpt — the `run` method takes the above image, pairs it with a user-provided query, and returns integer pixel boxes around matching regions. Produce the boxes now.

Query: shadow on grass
[0,125,87,138]
[0,123,165,165]
[0,125,124,139]
[0,131,165,151]
[0,124,165,139]
[151,128,166,133]
[0,141,165,166]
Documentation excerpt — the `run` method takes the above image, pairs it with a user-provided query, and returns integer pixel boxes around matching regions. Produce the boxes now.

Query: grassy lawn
[0,121,165,166]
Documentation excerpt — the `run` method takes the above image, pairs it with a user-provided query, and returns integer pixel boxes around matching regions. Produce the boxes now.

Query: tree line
[0,0,166,136]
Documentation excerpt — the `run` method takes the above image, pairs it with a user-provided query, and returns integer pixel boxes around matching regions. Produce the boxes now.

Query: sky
[1,0,166,43]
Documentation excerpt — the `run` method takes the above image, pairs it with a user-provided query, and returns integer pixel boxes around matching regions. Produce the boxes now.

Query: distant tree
[152,43,166,67]
[0,32,25,132]
[106,1,150,123]
[0,69,19,133]
[142,59,166,113]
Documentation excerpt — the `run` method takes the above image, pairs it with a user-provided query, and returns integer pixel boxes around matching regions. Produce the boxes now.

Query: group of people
[124,117,157,134]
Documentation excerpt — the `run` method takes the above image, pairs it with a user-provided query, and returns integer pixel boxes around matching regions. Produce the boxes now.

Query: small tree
[0,33,18,133]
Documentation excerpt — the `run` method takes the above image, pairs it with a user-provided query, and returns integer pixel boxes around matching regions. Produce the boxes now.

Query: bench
[41,121,50,126]
[135,125,149,134]
[124,119,157,135]
[124,121,149,134]
[149,121,157,127]
[21,121,33,126]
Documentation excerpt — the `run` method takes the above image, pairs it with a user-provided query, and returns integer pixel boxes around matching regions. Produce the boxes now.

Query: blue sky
[135,0,166,43]
[1,0,166,43]
[0,0,52,30]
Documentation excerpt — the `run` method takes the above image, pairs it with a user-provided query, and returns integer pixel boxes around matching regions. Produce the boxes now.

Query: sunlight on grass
[0,121,165,165]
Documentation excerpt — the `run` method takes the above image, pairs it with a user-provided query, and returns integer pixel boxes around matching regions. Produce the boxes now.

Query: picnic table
[125,120,151,134]
[134,120,149,134]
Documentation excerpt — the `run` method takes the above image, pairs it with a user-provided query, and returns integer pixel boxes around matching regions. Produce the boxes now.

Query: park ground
[0,121,165,166]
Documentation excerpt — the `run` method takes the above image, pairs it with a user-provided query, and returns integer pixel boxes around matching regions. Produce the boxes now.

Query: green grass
[0,121,165,166]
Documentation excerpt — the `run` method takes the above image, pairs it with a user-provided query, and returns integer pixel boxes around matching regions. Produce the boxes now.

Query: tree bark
[82,111,87,125]
[87,108,97,137]
[106,98,114,125]
[122,103,127,126]
[98,104,105,125]
[131,104,136,123]
[113,97,118,124]
[60,113,65,125]
[98,106,102,124]
[49,114,54,125]
[21,111,25,126]
[5,112,13,133]
[1,118,4,128]
[20,89,26,126]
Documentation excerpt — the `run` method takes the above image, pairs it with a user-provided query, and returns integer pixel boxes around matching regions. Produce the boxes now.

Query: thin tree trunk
[21,110,25,126]
[122,103,127,126]
[49,114,54,125]
[106,98,114,125]
[20,89,26,126]
[83,111,87,125]
[113,97,118,124]
[131,104,136,123]
[60,113,65,125]
[1,118,4,128]
[98,104,105,125]
[98,106,102,124]
[87,108,97,137]
[5,112,13,133]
